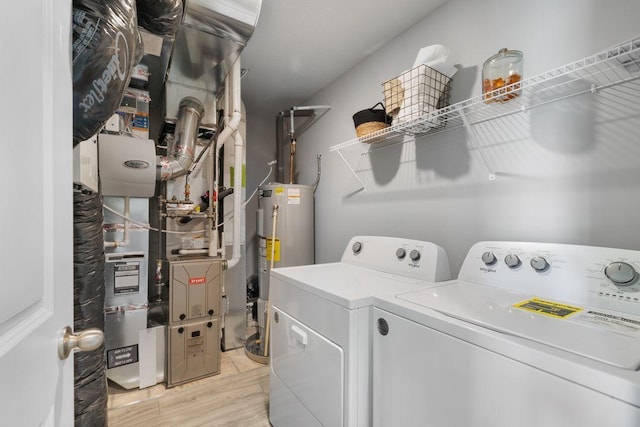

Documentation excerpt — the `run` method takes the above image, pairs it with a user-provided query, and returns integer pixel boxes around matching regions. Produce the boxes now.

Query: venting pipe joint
[157,97,205,181]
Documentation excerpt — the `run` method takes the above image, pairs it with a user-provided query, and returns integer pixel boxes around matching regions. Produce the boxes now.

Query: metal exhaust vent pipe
[157,97,205,180]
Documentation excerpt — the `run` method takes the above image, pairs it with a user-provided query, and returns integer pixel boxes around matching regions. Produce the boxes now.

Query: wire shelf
[330,35,640,154]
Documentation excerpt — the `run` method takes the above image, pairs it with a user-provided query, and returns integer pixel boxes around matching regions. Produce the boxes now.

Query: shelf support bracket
[336,149,367,192]
[457,105,496,181]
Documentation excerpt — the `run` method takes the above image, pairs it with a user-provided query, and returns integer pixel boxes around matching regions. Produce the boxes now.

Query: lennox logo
[189,276,206,285]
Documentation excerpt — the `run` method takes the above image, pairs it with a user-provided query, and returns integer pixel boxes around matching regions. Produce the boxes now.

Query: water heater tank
[258,183,314,304]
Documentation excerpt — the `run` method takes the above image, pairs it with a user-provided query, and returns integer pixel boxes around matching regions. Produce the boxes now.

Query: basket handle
[370,102,391,124]
[370,102,386,113]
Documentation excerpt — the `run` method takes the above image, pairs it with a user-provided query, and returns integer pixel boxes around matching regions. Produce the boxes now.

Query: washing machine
[268,235,451,427]
[373,241,640,427]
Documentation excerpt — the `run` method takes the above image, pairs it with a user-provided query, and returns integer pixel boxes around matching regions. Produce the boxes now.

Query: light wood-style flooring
[107,348,270,426]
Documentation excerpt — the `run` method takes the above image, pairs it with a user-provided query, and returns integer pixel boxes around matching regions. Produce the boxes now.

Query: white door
[0,1,76,426]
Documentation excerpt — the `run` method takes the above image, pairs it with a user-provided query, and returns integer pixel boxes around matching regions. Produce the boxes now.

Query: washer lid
[396,282,640,370]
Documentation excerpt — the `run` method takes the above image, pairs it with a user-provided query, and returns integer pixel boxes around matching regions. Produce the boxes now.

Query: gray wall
[247,0,640,277]
[245,111,276,280]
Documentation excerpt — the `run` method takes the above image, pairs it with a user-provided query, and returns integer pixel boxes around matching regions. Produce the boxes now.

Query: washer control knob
[481,251,497,266]
[504,254,521,269]
[409,250,421,262]
[352,241,362,254]
[396,248,406,259]
[530,256,550,272]
[604,261,637,286]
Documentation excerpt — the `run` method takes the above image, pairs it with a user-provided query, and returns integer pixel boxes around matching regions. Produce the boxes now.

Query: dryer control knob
[481,251,497,266]
[604,261,637,286]
[352,241,363,254]
[396,248,406,259]
[504,254,521,268]
[409,250,421,262]
[530,256,550,272]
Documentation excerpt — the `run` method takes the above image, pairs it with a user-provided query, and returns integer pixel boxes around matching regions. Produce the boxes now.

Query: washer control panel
[461,241,640,316]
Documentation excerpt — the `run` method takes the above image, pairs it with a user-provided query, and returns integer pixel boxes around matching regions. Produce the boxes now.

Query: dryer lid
[396,282,640,370]
[272,263,429,309]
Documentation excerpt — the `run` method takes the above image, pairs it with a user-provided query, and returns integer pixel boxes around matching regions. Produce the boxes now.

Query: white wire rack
[330,35,640,187]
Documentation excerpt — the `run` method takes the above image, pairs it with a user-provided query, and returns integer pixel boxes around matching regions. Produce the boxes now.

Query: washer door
[271,306,344,427]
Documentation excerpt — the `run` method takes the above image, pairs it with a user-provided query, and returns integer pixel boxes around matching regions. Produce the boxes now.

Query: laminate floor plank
[108,398,162,426]
[108,348,270,426]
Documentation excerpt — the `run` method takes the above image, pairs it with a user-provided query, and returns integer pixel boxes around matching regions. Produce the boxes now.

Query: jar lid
[483,48,523,66]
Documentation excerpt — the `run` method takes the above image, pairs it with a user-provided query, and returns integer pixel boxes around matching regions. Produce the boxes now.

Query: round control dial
[504,254,521,269]
[409,250,421,262]
[481,251,497,266]
[530,256,550,272]
[604,261,637,286]
[396,248,406,259]
[352,241,362,254]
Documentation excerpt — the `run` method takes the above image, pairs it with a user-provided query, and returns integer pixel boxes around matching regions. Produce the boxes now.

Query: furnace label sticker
[287,188,301,205]
[114,261,140,294]
[572,310,640,337]
[513,298,583,319]
[107,345,139,369]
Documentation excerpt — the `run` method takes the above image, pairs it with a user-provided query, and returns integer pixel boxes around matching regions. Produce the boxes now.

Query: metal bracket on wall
[456,106,496,181]
[276,105,331,183]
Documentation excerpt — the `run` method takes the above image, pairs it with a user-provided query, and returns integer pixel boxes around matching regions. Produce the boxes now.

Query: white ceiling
[240,0,448,117]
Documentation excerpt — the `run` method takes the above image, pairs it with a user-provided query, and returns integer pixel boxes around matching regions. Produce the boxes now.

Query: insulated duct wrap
[136,0,183,35]
[73,191,107,427]
[72,0,144,143]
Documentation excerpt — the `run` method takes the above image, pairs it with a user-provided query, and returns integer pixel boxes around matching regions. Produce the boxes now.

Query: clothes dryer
[269,236,451,427]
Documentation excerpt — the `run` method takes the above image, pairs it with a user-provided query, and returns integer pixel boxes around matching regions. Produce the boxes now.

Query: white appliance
[98,134,156,197]
[373,241,640,427]
[269,235,451,427]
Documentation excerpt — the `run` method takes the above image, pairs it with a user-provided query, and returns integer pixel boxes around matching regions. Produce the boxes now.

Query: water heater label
[265,237,281,262]
[274,187,285,196]
[288,188,301,205]
[189,276,206,285]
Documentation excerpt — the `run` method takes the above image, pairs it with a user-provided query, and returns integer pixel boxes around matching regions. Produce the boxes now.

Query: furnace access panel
[167,258,223,387]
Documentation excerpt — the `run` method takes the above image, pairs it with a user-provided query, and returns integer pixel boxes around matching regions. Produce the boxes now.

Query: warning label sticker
[288,188,301,205]
[107,345,138,369]
[266,238,281,262]
[573,311,640,337]
[513,298,583,319]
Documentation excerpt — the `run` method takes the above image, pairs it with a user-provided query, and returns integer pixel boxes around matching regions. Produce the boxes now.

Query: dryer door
[271,306,344,427]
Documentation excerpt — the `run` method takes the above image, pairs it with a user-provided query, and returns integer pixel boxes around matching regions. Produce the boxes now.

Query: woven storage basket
[383,64,451,124]
[352,102,391,139]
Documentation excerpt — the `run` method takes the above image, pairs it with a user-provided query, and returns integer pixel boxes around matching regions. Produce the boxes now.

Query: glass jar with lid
[482,48,523,103]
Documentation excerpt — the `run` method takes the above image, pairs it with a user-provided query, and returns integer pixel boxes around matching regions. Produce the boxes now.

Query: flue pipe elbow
[157,97,205,181]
